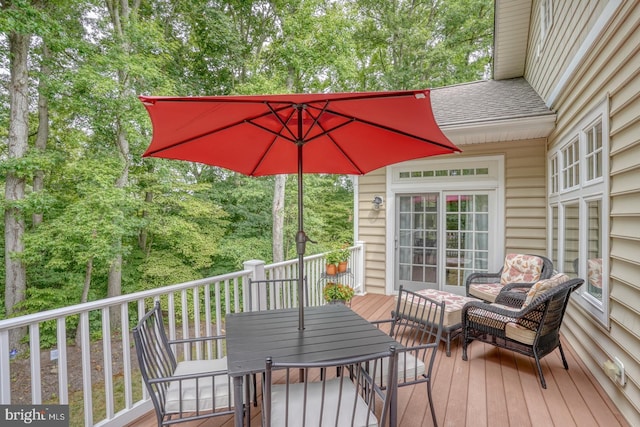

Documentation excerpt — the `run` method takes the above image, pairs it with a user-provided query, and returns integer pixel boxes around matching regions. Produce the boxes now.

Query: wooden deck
[128,293,629,427]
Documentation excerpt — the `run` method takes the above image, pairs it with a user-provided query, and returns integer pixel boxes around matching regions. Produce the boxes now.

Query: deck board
[126,293,630,427]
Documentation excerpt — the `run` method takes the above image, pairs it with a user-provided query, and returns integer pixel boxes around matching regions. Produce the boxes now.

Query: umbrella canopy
[140,90,461,329]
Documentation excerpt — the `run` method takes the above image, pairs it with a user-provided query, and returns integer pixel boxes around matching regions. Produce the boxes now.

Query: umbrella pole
[295,108,305,330]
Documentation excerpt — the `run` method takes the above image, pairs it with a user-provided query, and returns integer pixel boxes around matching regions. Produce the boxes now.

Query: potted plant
[322,282,355,304]
[325,246,350,274]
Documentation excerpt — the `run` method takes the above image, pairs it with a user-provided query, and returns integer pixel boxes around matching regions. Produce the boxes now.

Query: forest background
[0,0,493,339]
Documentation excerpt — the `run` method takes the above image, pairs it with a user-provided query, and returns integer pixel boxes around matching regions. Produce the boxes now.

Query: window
[562,138,579,189]
[548,100,609,326]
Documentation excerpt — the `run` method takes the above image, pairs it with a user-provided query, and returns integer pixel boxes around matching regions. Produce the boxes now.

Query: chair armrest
[148,369,229,386]
[465,272,501,295]
[169,334,226,345]
[462,299,522,319]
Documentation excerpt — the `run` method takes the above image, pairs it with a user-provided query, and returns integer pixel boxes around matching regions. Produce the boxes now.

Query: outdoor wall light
[372,195,384,210]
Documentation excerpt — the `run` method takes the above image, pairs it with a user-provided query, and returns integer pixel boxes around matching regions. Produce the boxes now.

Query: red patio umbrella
[140,90,460,329]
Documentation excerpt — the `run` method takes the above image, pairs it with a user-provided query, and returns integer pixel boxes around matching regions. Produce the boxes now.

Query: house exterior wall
[525,0,608,101]
[357,138,547,295]
[526,1,640,424]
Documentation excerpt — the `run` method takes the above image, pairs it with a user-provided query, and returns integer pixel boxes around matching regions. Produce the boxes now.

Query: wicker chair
[461,275,584,388]
[263,346,399,427]
[132,302,234,426]
[371,286,444,427]
[465,253,555,302]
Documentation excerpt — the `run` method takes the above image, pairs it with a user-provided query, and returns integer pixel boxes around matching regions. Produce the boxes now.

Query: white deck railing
[0,244,364,427]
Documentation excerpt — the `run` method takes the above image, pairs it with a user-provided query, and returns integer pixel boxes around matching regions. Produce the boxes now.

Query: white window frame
[548,99,609,326]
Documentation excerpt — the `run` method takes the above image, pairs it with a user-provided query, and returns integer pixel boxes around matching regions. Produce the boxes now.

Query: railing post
[0,330,10,403]
[243,260,267,312]
[355,241,366,294]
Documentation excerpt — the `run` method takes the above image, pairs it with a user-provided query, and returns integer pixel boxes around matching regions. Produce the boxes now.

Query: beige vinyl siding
[357,168,387,294]
[539,1,640,424]
[358,139,547,294]
[526,0,608,100]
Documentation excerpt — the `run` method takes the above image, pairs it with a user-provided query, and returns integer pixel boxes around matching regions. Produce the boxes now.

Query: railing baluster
[80,311,93,426]
[181,289,189,358]
[29,323,42,404]
[56,317,68,405]
[0,330,9,404]
[121,303,133,409]
[102,307,114,419]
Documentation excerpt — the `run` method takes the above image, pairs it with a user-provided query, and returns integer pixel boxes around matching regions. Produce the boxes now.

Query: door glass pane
[397,194,438,289]
[445,194,489,288]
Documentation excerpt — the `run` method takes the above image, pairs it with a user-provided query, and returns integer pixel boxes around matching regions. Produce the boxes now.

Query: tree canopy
[1,0,493,322]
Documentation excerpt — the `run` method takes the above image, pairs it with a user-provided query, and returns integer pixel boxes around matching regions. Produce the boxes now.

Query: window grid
[585,120,603,181]
[562,139,579,190]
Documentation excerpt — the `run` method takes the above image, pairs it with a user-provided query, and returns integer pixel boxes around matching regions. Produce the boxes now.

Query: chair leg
[445,331,451,357]
[252,373,259,407]
[558,343,569,370]
[427,381,438,427]
[533,352,547,389]
[461,329,469,361]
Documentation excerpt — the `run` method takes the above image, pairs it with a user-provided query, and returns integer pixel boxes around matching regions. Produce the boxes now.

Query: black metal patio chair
[263,346,399,427]
[371,285,444,427]
[132,301,234,426]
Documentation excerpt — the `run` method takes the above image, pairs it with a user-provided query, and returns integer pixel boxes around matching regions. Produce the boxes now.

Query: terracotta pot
[326,264,337,275]
[337,261,348,273]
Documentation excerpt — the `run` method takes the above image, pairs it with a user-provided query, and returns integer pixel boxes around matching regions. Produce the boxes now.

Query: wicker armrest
[465,272,501,295]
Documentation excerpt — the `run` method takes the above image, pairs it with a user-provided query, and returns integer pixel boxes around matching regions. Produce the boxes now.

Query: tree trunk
[4,30,30,349]
[75,258,94,345]
[32,42,50,227]
[139,191,153,252]
[272,175,286,262]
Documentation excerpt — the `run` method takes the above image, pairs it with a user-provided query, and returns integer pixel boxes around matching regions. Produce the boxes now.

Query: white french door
[395,191,494,293]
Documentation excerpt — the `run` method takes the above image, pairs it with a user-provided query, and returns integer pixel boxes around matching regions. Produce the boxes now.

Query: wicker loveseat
[461,274,584,388]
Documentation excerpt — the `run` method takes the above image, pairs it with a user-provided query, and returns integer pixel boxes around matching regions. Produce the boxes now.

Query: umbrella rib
[142,104,295,157]
[307,104,455,151]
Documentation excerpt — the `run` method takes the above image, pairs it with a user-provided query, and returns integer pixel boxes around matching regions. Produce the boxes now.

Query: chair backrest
[263,346,398,427]
[389,286,444,384]
[247,277,308,311]
[132,301,177,415]
[517,277,583,342]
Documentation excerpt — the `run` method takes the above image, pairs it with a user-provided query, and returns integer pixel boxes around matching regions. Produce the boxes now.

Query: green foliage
[323,282,354,302]
[0,0,494,351]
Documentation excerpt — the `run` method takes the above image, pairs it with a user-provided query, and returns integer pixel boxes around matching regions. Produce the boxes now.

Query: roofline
[440,114,556,145]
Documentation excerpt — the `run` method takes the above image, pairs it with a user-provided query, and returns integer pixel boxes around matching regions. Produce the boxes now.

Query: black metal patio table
[226,303,399,427]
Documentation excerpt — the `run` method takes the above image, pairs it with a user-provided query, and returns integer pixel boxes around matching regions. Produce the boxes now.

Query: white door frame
[385,155,505,295]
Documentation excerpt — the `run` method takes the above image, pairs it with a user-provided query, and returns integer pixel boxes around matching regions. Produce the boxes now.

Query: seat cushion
[499,254,544,285]
[468,283,504,303]
[270,377,378,427]
[413,289,481,327]
[165,357,231,413]
[522,273,570,307]
[376,352,425,385]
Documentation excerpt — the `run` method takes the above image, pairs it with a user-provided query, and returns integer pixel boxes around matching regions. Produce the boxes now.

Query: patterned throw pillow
[499,254,544,285]
[522,273,570,308]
